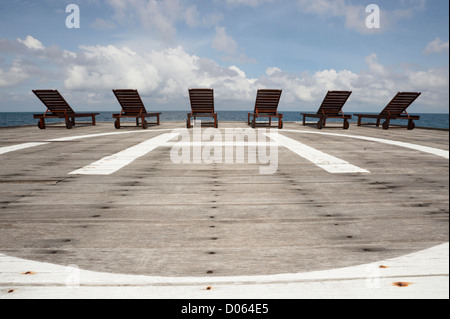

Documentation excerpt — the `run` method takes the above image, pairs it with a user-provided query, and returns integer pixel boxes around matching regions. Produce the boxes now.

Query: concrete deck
[0,121,448,299]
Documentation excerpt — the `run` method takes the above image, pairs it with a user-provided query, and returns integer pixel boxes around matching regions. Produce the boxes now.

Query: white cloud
[211,26,256,64]
[91,18,117,31]
[17,35,45,51]
[212,26,238,55]
[298,0,368,33]
[1,35,448,112]
[297,0,427,34]
[0,59,30,87]
[63,43,257,106]
[365,53,388,77]
[424,37,449,55]
[106,0,200,42]
[224,0,273,7]
[258,53,448,112]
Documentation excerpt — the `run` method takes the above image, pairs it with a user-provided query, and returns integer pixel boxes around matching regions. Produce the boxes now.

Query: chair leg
[92,115,96,126]
[141,115,148,129]
[65,115,73,129]
[38,118,46,129]
[376,118,381,127]
[114,118,121,129]
[343,119,350,130]
[249,114,255,126]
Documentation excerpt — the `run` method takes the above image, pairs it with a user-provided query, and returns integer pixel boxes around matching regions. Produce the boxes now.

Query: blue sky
[0,0,448,113]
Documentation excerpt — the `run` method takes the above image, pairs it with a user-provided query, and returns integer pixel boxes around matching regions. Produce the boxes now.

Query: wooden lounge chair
[354,92,421,130]
[248,89,283,129]
[187,88,218,128]
[33,90,99,129]
[301,91,352,129]
[112,89,161,129]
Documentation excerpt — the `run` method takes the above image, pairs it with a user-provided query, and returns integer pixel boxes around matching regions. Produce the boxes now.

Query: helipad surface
[0,121,448,299]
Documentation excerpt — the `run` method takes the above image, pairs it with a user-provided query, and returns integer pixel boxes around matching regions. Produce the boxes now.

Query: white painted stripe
[0,133,141,156]
[283,129,450,160]
[48,131,136,142]
[266,133,370,174]
[352,135,450,159]
[0,142,49,156]
[1,128,448,162]
[0,243,447,299]
[161,142,277,147]
[69,133,179,175]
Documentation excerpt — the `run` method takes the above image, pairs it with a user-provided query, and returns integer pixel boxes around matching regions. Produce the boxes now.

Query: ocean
[0,111,448,130]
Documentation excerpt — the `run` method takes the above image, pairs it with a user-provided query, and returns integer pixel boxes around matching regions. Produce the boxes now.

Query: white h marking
[70,133,179,175]
[265,133,370,174]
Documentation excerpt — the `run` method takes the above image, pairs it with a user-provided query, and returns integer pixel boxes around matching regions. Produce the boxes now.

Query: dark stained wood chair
[187,88,218,128]
[248,89,283,129]
[33,90,99,129]
[112,89,161,129]
[354,92,421,130]
[301,91,352,129]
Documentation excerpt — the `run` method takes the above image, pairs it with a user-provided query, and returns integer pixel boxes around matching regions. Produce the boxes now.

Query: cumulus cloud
[424,37,449,55]
[212,26,238,55]
[106,0,200,42]
[63,43,258,106]
[1,35,448,112]
[0,59,31,87]
[61,42,448,111]
[0,36,54,88]
[17,35,45,51]
[211,26,256,64]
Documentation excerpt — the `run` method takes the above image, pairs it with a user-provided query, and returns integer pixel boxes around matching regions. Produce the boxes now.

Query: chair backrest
[113,89,147,115]
[380,92,421,116]
[33,90,75,115]
[254,89,282,114]
[317,91,352,115]
[189,89,214,114]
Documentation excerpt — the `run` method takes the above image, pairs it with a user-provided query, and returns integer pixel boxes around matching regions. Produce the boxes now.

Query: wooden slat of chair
[112,89,161,129]
[301,91,352,129]
[355,92,421,130]
[187,89,217,128]
[33,90,99,129]
[249,89,283,129]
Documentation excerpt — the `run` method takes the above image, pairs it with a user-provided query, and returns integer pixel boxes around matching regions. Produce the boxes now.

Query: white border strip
[0,243,447,299]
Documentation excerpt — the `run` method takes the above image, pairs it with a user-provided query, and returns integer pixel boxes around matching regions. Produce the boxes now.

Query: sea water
[0,112,448,130]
